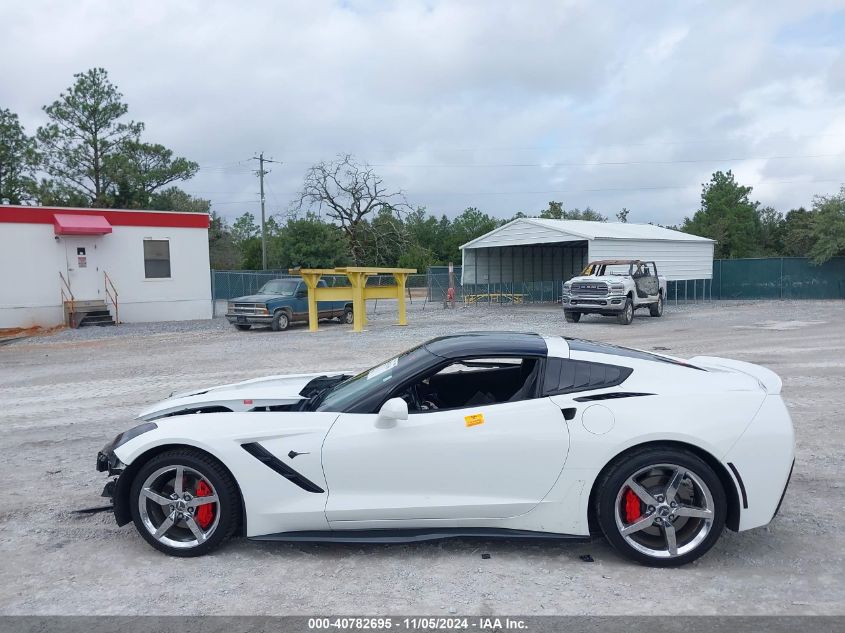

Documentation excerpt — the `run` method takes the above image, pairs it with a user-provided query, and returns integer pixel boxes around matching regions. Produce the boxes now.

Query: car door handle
[561,407,577,420]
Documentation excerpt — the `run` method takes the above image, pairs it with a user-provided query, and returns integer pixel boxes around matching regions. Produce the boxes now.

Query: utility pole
[250,153,282,270]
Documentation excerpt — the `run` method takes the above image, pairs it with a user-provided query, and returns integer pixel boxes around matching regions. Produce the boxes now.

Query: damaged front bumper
[95,441,132,525]
[96,442,125,500]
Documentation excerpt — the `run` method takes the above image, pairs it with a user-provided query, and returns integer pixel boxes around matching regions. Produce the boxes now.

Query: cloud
[1,0,843,225]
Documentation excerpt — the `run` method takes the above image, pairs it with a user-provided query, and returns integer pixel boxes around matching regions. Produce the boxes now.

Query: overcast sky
[3,0,844,225]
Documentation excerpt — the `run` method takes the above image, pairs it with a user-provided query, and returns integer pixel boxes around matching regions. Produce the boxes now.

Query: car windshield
[258,280,299,296]
[315,344,431,412]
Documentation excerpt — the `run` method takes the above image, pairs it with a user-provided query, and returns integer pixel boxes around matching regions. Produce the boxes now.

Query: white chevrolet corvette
[96,332,795,566]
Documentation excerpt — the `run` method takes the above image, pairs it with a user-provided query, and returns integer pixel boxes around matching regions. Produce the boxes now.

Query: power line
[250,132,845,155]
[400,177,845,196]
[266,152,845,169]
[206,176,842,202]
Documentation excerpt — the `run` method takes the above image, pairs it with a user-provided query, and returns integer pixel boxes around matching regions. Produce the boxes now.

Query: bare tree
[296,154,410,264]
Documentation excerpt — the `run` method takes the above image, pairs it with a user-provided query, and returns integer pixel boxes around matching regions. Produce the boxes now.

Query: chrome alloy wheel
[614,463,714,559]
[138,465,220,550]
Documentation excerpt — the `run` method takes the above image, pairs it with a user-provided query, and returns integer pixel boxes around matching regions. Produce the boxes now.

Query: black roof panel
[424,332,547,359]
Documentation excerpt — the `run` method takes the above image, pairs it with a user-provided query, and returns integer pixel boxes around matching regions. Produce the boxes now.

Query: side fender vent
[241,442,325,493]
[573,392,654,403]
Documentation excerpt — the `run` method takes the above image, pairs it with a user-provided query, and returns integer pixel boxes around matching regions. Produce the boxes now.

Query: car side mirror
[375,397,408,429]
[295,290,307,298]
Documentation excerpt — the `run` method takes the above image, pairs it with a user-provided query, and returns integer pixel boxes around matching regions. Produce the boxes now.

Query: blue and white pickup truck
[225,278,353,331]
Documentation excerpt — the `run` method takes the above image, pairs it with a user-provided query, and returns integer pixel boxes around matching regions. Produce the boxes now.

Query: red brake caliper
[194,480,215,529]
[624,488,643,523]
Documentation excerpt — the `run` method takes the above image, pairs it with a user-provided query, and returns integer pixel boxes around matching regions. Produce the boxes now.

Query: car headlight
[610,284,625,295]
[111,422,157,449]
[227,301,234,312]
[259,306,269,315]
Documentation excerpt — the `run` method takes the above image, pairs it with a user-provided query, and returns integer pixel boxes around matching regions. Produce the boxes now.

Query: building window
[144,239,171,279]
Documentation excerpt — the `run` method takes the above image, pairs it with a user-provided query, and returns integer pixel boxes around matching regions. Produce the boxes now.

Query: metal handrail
[104,270,119,324]
[59,271,74,327]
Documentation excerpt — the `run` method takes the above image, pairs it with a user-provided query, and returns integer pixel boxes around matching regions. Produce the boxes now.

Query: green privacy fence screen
[713,257,845,300]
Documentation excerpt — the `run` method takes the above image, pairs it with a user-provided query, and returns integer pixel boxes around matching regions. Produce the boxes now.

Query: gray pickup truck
[562,259,666,325]
[226,278,353,331]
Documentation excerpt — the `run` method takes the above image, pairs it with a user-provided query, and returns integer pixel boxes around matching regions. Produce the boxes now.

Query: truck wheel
[617,298,634,325]
[234,324,251,331]
[564,311,581,323]
[649,293,664,317]
[271,310,290,332]
[342,307,354,325]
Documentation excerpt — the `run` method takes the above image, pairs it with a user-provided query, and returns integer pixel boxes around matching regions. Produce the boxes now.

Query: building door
[64,237,101,299]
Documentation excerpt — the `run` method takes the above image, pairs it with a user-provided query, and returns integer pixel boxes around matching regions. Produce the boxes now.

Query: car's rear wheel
[129,449,239,557]
[564,311,581,323]
[271,310,290,331]
[234,324,251,331]
[343,307,354,325]
[617,298,634,325]
[649,293,664,317]
[595,447,726,567]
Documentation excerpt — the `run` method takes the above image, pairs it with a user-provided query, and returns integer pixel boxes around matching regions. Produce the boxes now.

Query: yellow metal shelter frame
[290,267,417,332]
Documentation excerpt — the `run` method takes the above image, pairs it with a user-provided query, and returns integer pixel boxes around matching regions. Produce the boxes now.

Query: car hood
[137,371,348,421]
[230,293,287,303]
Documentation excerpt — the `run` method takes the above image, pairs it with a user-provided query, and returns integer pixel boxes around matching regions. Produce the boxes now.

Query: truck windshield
[602,265,631,276]
[258,280,299,296]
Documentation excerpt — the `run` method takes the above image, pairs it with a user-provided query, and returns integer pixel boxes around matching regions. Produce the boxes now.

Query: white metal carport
[459,218,714,302]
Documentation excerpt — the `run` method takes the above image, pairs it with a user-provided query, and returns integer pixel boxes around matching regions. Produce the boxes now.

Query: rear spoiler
[689,356,782,394]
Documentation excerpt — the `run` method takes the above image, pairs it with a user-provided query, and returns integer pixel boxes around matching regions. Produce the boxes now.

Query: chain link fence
[713,257,845,300]
[212,257,844,306]
[428,258,844,305]
[211,270,428,301]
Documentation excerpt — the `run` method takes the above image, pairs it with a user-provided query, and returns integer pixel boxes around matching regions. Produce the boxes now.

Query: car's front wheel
[617,298,634,325]
[595,447,726,567]
[271,310,290,331]
[129,449,240,557]
[342,307,354,325]
[649,293,664,317]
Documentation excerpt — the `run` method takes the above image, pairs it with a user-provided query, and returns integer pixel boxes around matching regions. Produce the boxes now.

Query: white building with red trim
[0,205,212,329]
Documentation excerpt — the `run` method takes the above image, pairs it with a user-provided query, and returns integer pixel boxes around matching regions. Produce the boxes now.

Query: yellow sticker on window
[465,413,484,427]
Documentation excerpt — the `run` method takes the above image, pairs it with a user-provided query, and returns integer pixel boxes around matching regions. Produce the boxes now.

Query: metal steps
[64,300,116,328]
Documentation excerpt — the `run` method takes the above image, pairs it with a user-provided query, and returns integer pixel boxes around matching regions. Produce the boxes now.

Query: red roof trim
[53,213,113,235]
[0,205,210,229]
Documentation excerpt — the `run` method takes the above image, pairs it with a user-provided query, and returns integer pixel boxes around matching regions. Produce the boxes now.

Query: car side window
[397,356,542,413]
[543,357,632,396]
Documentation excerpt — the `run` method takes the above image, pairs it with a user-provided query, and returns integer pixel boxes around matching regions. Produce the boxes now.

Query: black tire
[595,446,726,567]
[342,306,354,325]
[129,448,240,557]
[617,297,634,325]
[271,310,290,331]
[564,311,581,323]
[234,324,251,331]
[649,293,664,317]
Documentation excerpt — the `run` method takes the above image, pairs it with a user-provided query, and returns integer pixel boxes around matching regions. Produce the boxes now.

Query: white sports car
[96,332,795,566]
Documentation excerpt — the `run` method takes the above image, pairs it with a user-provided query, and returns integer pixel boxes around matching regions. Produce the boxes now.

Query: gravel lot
[1,300,843,615]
